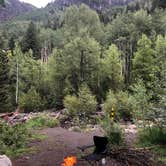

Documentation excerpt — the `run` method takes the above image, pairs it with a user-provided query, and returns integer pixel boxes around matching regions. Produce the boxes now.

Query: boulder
[0,155,12,166]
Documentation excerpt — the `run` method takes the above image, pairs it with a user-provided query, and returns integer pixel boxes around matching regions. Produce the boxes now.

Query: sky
[20,0,53,8]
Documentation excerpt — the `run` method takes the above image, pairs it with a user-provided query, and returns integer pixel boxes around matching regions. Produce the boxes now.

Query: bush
[0,120,29,157]
[138,126,166,146]
[64,95,80,117]
[27,116,59,129]
[64,85,97,118]
[19,87,44,112]
[103,90,134,121]
[78,85,97,117]
[100,115,124,146]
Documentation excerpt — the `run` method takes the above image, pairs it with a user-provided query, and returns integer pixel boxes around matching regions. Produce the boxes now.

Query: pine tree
[21,22,41,59]
[0,50,12,112]
[9,36,15,56]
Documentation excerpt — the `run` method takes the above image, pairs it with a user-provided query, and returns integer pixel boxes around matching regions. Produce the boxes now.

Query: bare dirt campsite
[11,121,155,166]
[13,127,120,165]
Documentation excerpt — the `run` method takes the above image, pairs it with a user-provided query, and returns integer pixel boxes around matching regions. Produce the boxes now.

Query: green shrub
[27,116,59,129]
[64,85,97,118]
[100,115,124,146]
[46,118,59,128]
[131,80,150,120]
[64,95,80,117]
[0,120,29,157]
[138,126,166,146]
[103,90,134,120]
[78,85,97,116]
[19,87,44,112]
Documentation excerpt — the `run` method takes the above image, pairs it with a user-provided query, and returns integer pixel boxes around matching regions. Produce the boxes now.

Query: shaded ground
[12,123,157,166]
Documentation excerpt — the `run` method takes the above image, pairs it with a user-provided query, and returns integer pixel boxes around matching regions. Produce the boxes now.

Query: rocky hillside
[0,0,136,22]
[0,0,36,22]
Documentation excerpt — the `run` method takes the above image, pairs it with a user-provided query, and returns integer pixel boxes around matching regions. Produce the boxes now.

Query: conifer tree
[21,22,41,59]
[0,50,12,112]
[9,36,15,56]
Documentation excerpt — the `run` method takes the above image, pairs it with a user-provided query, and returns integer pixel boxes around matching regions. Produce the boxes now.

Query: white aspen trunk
[16,56,19,104]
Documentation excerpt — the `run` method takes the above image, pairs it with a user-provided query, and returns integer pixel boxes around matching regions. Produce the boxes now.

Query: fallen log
[0,112,14,118]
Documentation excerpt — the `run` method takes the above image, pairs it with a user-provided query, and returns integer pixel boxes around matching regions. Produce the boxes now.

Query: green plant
[19,87,44,112]
[27,116,59,129]
[46,118,59,128]
[64,85,97,119]
[0,120,30,157]
[103,90,134,121]
[138,126,166,146]
[64,95,80,117]
[100,115,124,146]
[131,79,151,120]
[78,85,97,117]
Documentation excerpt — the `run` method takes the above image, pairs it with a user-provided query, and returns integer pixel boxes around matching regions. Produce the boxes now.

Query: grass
[137,126,166,164]
[30,133,48,141]
[137,126,166,146]
[26,116,59,129]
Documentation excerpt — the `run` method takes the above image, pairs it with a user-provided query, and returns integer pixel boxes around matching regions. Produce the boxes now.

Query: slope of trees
[0,2,165,121]
[0,50,12,112]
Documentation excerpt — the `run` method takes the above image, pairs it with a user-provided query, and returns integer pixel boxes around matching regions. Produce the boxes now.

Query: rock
[24,156,30,160]
[0,155,12,166]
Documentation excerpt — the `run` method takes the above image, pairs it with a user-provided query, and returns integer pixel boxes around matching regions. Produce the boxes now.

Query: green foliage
[154,35,166,92]
[9,46,46,108]
[133,10,152,35]
[101,44,123,91]
[8,36,15,55]
[21,21,41,59]
[78,85,97,116]
[63,4,103,42]
[0,120,29,157]
[0,50,12,112]
[131,80,150,120]
[48,35,101,107]
[152,0,166,9]
[0,1,165,123]
[47,49,68,108]
[132,34,157,89]
[100,115,124,146]
[27,116,59,129]
[63,36,101,93]
[64,95,79,117]
[19,87,44,112]
[64,85,97,118]
[138,126,166,146]
[103,90,134,120]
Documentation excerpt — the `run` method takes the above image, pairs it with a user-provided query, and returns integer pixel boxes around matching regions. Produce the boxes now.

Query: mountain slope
[0,0,36,22]
[0,0,136,23]
[49,0,135,10]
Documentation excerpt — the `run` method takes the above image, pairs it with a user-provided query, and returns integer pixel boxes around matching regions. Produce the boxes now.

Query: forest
[0,0,166,165]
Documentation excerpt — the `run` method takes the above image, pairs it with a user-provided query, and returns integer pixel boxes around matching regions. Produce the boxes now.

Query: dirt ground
[12,124,140,166]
